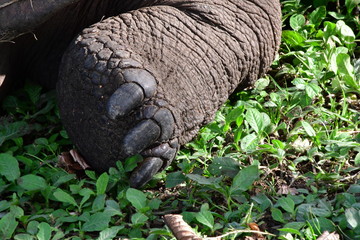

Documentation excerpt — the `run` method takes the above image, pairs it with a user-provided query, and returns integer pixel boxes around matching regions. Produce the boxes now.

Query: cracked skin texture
[1,0,281,187]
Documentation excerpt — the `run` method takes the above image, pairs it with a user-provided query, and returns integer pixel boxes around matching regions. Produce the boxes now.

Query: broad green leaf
[254,78,270,91]
[0,200,11,212]
[166,171,186,188]
[292,78,306,90]
[34,138,48,145]
[79,188,95,207]
[336,53,358,90]
[0,153,20,181]
[92,194,106,212]
[348,184,360,193]
[277,197,295,214]
[51,231,65,240]
[9,206,24,218]
[104,200,122,216]
[96,172,109,195]
[78,212,90,222]
[290,14,306,31]
[272,139,285,149]
[148,198,161,210]
[328,11,346,19]
[53,189,78,207]
[336,20,355,44]
[53,174,76,187]
[17,174,47,191]
[131,212,149,225]
[329,47,349,73]
[0,213,18,239]
[186,174,220,185]
[252,194,272,211]
[83,171,96,182]
[26,221,39,235]
[283,222,306,231]
[196,204,214,229]
[126,188,147,210]
[230,165,259,194]
[311,207,332,218]
[241,133,258,152]
[337,53,355,77]
[14,234,34,240]
[246,108,270,134]
[307,217,335,234]
[324,21,337,42]
[271,208,285,223]
[301,121,316,137]
[36,222,51,240]
[97,226,124,240]
[309,6,327,27]
[282,30,306,47]
[82,212,112,232]
[224,106,245,131]
[208,157,240,178]
[124,154,143,172]
[345,207,360,229]
[305,83,322,99]
[270,92,282,106]
[278,228,302,236]
[0,121,29,146]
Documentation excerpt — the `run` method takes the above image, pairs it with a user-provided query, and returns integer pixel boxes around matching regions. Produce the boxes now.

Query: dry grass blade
[0,0,20,9]
[164,214,203,240]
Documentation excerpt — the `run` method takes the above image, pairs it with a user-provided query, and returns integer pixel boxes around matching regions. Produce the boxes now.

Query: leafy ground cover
[0,0,360,239]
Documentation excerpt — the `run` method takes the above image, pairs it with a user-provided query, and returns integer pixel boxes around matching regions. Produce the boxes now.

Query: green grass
[0,0,360,239]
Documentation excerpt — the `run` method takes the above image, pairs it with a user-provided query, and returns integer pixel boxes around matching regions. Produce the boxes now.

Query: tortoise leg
[57,1,281,188]
[58,33,180,187]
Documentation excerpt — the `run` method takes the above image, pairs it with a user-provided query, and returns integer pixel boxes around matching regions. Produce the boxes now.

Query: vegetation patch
[0,0,359,239]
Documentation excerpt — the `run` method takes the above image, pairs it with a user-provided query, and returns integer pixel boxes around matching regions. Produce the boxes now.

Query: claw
[121,119,160,156]
[106,82,144,119]
[123,69,157,97]
[129,157,163,188]
[143,143,177,161]
[153,108,175,141]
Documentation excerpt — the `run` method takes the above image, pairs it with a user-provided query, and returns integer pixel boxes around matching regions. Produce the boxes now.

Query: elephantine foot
[105,68,180,187]
[58,38,180,187]
[57,2,281,188]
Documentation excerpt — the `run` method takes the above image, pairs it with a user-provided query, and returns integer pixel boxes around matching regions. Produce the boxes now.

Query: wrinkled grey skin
[0,0,281,188]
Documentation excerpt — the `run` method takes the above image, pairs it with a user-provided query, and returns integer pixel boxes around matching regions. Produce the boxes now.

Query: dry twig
[164,214,276,240]
[164,214,203,240]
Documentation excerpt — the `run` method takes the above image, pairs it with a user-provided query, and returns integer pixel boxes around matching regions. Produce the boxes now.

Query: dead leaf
[58,149,90,175]
[277,184,298,195]
[316,231,340,240]
[248,223,265,240]
[69,149,90,169]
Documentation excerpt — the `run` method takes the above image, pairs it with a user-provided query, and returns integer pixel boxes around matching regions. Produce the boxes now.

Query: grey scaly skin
[0,0,282,188]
